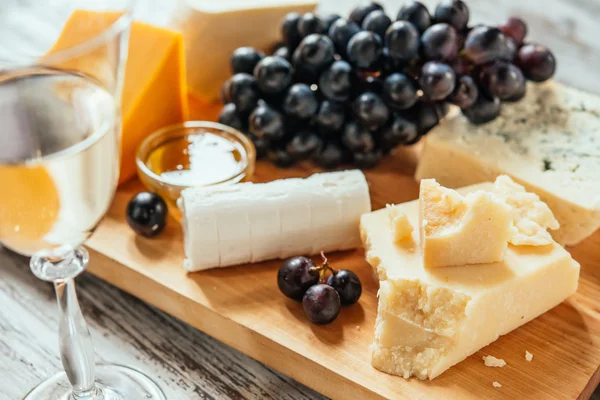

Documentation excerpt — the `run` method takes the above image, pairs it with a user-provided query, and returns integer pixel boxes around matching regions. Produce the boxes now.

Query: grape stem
[309,252,338,283]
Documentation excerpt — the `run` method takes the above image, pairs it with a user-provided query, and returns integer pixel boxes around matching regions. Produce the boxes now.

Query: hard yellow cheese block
[50,10,189,184]
[415,82,600,246]
[360,183,580,380]
[419,179,512,268]
[170,0,317,103]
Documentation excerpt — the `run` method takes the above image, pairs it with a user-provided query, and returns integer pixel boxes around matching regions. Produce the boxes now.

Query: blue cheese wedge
[179,170,371,271]
[360,182,580,380]
[415,82,600,246]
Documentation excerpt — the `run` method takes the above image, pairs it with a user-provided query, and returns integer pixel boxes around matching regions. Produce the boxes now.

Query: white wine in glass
[0,2,166,400]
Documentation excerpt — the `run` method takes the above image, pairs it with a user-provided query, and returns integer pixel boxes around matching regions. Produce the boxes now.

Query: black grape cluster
[219,1,556,170]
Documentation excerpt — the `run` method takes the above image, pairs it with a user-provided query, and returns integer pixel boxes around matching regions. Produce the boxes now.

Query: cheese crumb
[525,351,533,361]
[483,355,506,367]
[493,381,502,388]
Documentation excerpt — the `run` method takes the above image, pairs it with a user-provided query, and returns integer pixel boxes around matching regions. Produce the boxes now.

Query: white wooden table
[1,0,600,399]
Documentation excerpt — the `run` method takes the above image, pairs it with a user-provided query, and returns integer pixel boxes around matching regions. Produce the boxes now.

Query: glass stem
[51,256,99,398]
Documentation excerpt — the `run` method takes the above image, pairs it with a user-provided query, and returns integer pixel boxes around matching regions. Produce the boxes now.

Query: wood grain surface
[2,0,600,399]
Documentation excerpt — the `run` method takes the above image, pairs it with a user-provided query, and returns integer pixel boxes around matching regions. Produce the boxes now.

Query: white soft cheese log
[178,170,371,271]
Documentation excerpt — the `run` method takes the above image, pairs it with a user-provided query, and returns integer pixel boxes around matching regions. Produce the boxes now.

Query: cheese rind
[415,82,600,246]
[361,183,580,379]
[180,170,371,271]
[419,179,512,268]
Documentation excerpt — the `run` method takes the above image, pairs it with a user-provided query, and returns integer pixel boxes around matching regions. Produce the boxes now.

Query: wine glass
[0,1,166,399]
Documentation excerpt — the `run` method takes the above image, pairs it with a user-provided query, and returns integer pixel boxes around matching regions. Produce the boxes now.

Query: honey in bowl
[146,132,246,186]
[136,121,255,221]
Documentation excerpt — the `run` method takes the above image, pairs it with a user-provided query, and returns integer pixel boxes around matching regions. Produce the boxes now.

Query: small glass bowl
[136,121,256,221]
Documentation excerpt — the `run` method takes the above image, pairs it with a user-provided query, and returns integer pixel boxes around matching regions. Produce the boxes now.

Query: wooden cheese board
[85,144,600,400]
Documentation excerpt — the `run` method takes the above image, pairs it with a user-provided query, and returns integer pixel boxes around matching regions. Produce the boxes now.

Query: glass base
[23,364,166,400]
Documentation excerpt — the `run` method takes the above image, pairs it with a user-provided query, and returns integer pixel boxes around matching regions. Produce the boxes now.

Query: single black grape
[328,18,361,57]
[421,23,458,61]
[302,284,341,325]
[314,100,345,134]
[450,75,478,108]
[480,61,526,100]
[379,113,419,150]
[268,147,296,168]
[322,14,342,32]
[277,256,319,301]
[498,17,527,44]
[352,150,382,169]
[462,91,501,124]
[228,73,260,113]
[464,26,509,65]
[283,83,318,119]
[517,44,556,82]
[318,60,352,102]
[230,47,264,75]
[342,121,376,153]
[249,103,285,140]
[434,0,469,31]
[254,56,294,94]
[353,92,390,131]
[274,46,290,60]
[349,2,384,26]
[396,1,431,33]
[362,10,392,40]
[419,61,456,101]
[286,131,323,159]
[384,21,420,62]
[126,192,167,238]
[383,73,418,109]
[327,269,362,305]
[293,34,335,74]
[346,31,383,70]
[247,133,270,159]
[312,141,345,168]
[218,103,245,132]
[298,13,327,38]
[281,13,302,50]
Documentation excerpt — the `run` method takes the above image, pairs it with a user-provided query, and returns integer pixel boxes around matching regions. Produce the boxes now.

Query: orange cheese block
[49,10,189,184]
